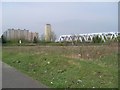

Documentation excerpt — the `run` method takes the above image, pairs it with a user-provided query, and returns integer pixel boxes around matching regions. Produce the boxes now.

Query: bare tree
[51,31,57,42]
[40,33,45,42]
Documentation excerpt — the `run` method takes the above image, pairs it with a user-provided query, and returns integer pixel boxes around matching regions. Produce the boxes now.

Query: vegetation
[2,43,118,88]
[51,31,57,42]
[1,35,7,44]
[92,35,103,43]
[33,36,38,43]
[117,35,120,42]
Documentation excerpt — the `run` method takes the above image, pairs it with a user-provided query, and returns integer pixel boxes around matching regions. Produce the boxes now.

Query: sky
[1,2,118,38]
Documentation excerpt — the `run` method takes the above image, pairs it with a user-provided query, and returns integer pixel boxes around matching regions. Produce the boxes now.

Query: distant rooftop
[46,24,51,25]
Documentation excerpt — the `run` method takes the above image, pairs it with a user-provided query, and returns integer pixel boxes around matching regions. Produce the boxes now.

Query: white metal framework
[58,32,120,42]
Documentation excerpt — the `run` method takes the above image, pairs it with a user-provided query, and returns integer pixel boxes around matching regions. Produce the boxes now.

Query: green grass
[2,45,118,88]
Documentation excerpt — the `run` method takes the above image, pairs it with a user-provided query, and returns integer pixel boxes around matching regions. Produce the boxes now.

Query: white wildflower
[77,79,82,84]
[47,61,50,64]
[87,54,89,57]
[65,81,67,83]
[44,70,47,73]
[51,82,53,84]
[78,54,81,57]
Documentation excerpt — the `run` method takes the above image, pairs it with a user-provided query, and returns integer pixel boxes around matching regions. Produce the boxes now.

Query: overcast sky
[2,2,118,38]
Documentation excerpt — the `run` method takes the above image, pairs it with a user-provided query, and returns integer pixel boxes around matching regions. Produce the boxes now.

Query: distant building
[44,24,52,42]
[3,28,39,42]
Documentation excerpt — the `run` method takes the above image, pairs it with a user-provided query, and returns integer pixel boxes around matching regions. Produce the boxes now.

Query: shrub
[117,35,120,42]
[1,35,7,43]
[33,37,38,43]
[92,35,103,43]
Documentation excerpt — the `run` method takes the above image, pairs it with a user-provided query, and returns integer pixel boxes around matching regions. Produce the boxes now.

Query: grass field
[2,43,118,88]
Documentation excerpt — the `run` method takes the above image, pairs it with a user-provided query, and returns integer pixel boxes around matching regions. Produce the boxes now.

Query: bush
[117,35,120,42]
[1,35,7,43]
[33,37,38,43]
[93,35,103,43]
